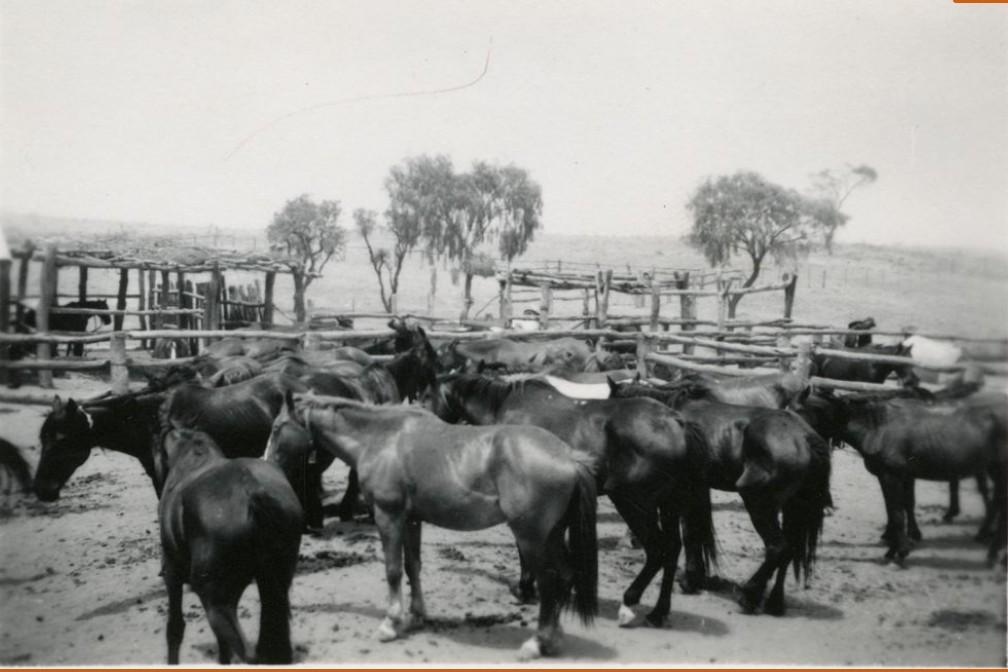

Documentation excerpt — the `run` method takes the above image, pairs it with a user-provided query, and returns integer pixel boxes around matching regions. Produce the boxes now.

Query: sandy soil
[0,373,1005,667]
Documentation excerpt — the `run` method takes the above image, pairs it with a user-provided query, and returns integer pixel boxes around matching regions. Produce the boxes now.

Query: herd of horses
[5,315,1007,664]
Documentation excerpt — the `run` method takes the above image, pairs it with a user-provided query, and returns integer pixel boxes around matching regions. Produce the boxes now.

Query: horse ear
[65,398,79,414]
[51,395,64,413]
[606,376,619,397]
[477,359,488,374]
[284,389,296,414]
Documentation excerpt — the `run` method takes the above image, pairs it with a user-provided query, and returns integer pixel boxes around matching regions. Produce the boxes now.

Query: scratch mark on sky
[225,40,493,162]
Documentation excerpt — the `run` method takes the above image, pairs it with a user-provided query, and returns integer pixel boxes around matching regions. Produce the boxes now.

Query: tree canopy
[686,170,861,314]
[382,155,543,319]
[267,194,347,322]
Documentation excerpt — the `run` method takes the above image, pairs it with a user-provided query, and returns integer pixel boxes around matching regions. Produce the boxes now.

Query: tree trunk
[459,272,475,321]
[729,256,764,315]
[293,272,306,324]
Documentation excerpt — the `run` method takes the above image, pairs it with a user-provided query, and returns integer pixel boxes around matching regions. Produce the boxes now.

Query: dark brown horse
[800,392,1007,566]
[609,379,831,616]
[155,427,302,664]
[265,394,597,660]
[427,373,716,627]
[810,343,919,387]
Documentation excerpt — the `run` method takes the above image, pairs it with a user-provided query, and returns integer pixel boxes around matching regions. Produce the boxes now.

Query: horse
[609,379,832,616]
[798,392,1007,566]
[19,299,112,356]
[427,373,716,628]
[34,391,168,500]
[0,438,33,497]
[154,427,302,664]
[438,337,593,374]
[206,356,263,387]
[810,343,919,387]
[622,372,807,410]
[265,394,598,660]
[844,317,876,348]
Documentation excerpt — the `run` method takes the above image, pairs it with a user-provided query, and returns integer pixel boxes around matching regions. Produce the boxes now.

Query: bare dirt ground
[0,372,1006,667]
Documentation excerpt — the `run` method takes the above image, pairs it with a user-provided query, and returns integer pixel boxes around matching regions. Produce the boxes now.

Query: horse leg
[199,593,252,664]
[403,517,427,628]
[975,471,993,543]
[516,527,571,660]
[164,570,185,665]
[944,479,961,522]
[986,469,1007,566]
[904,477,922,543]
[335,468,361,522]
[609,494,664,627]
[510,545,539,604]
[738,495,788,615]
[646,501,682,626]
[679,488,713,594]
[877,473,912,565]
[373,507,407,642]
[254,562,295,664]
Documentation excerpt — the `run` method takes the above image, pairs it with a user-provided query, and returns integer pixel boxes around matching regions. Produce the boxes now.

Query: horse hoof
[909,530,923,543]
[508,582,538,605]
[517,637,542,661]
[763,599,786,617]
[678,576,703,595]
[376,619,399,642]
[617,604,639,627]
[738,592,761,615]
[644,613,667,628]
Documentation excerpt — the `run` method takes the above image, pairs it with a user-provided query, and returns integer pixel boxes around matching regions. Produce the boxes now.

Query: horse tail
[564,461,598,626]
[248,488,302,664]
[783,431,831,587]
[681,419,719,576]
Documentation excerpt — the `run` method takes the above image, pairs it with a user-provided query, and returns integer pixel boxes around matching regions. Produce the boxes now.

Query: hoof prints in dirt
[426,610,525,630]
[298,549,376,575]
[438,546,467,562]
[928,609,1002,632]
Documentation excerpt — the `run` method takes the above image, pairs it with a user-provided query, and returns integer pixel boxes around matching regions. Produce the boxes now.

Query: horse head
[153,425,224,497]
[265,390,312,480]
[34,396,95,501]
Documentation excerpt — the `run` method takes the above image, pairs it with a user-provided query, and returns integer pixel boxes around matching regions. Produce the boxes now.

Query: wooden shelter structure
[0,231,308,384]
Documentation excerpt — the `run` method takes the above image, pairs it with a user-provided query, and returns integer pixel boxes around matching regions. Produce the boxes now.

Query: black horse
[20,299,112,356]
[609,379,831,616]
[636,372,808,410]
[154,427,302,664]
[844,317,877,348]
[291,328,442,522]
[810,343,919,387]
[797,391,1007,566]
[427,372,716,628]
[34,391,168,500]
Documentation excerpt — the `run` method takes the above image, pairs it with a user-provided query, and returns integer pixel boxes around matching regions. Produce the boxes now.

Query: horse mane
[445,373,552,414]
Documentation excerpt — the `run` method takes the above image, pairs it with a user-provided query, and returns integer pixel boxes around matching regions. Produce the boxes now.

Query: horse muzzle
[33,481,61,502]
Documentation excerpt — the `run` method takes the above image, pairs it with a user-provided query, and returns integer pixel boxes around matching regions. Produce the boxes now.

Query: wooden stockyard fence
[1,238,1006,404]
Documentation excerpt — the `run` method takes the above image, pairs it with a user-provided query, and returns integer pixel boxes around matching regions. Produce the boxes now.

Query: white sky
[2,0,1006,251]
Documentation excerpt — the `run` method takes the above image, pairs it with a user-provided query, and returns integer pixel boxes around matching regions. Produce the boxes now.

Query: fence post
[203,265,221,349]
[674,271,696,355]
[649,283,661,332]
[783,272,798,319]
[636,332,653,378]
[539,284,552,330]
[14,242,34,328]
[595,269,612,328]
[110,332,129,395]
[582,288,591,329]
[37,245,58,389]
[263,271,276,326]
[0,257,11,386]
[78,266,88,303]
[137,268,147,349]
[113,268,129,331]
[794,341,812,385]
[776,333,792,372]
[302,330,321,353]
